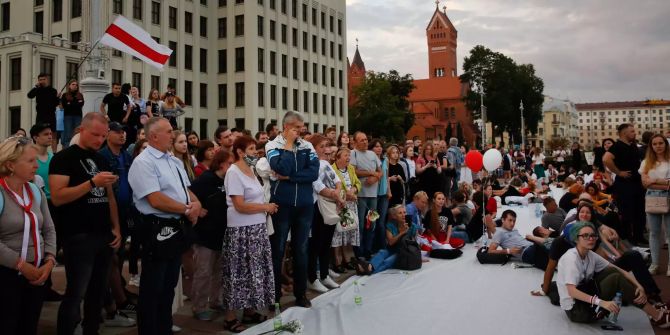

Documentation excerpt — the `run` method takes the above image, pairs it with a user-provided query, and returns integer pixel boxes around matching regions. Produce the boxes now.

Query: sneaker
[172,325,182,333]
[129,274,140,287]
[649,264,659,275]
[328,269,340,278]
[652,310,670,328]
[193,310,215,321]
[104,311,136,327]
[321,276,340,289]
[118,301,137,316]
[295,295,312,308]
[308,279,329,293]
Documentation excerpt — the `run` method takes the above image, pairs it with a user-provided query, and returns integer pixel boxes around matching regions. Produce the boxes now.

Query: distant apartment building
[527,96,579,151]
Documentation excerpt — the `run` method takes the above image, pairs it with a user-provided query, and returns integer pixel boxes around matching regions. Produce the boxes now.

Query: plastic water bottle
[273,303,282,330]
[354,281,362,306]
[608,292,623,323]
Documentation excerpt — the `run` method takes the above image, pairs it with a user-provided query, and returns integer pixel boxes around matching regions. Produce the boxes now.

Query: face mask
[243,155,259,167]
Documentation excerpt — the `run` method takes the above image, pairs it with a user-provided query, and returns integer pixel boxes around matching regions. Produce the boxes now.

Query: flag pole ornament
[100,16,173,71]
[464,150,483,173]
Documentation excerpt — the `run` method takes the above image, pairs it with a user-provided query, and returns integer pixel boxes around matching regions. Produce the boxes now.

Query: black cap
[29,123,51,138]
[109,122,126,132]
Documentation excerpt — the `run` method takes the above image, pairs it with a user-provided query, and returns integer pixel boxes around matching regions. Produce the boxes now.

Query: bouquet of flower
[339,206,356,230]
[259,319,304,334]
[365,209,380,230]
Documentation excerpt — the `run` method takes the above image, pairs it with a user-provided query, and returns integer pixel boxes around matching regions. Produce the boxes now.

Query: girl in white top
[556,221,670,326]
[639,134,670,275]
[532,147,546,181]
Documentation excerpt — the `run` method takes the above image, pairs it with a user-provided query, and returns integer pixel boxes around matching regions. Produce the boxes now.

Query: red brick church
[348,2,477,146]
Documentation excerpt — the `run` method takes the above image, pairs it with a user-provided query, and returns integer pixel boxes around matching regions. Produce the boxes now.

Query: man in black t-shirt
[603,123,646,245]
[50,112,122,335]
[27,73,59,151]
[100,82,132,124]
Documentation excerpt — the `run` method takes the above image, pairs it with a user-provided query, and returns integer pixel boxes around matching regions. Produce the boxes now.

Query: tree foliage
[460,45,544,145]
[349,70,415,141]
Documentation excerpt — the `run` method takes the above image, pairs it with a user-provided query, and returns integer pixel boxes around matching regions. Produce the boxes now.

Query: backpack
[395,235,422,271]
[430,249,463,259]
[0,182,42,216]
[476,246,511,265]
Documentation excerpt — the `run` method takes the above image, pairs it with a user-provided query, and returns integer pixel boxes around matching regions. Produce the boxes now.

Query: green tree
[349,70,415,141]
[460,45,544,145]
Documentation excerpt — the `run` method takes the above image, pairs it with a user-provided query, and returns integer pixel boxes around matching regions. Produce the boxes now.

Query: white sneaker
[328,269,340,278]
[321,276,340,289]
[649,264,659,275]
[308,279,329,293]
[172,325,182,332]
[129,274,141,287]
[104,311,136,327]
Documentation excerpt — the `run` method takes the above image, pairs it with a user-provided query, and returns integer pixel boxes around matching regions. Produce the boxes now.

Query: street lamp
[479,83,486,149]
[520,100,525,147]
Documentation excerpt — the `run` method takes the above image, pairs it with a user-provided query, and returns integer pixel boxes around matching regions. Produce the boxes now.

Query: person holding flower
[331,148,361,273]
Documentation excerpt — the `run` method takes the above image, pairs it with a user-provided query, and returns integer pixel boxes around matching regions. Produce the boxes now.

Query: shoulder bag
[645,166,670,214]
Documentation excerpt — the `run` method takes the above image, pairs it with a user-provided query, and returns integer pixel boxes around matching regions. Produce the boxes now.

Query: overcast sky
[346,0,670,103]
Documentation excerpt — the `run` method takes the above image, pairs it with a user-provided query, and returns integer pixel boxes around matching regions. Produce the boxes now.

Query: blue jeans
[370,249,397,274]
[647,209,670,267]
[521,244,549,270]
[57,233,113,335]
[137,255,182,335]
[356,197,378,258]
[451,229,470,242]
[271,204,313,300]
[62,114,81,149]
[375,195,389,252]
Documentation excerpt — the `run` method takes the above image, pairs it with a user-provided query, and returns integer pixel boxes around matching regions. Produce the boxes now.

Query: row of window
[250,0,344,36]
[255,83,344,116]
[6,57,78,91]
[579,109,669,116]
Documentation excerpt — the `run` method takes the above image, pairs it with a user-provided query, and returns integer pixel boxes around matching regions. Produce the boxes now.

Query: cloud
[346,0,670,102]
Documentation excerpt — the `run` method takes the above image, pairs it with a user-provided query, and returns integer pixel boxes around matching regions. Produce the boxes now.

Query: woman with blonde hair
[171,130,195,182]
[145,88,160,118]
[640,134,670,275]
[0,136,57,335]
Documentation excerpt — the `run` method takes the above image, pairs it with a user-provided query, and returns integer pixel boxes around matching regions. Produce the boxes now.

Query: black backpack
[395,235,422,271]
[476,246,511,265]
[430,249,463,259]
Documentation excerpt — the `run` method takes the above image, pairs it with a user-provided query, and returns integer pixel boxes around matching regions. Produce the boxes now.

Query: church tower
[347,41,366,108]
[426,1,457,78]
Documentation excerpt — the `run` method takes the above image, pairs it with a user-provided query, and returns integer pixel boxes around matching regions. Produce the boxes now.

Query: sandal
[223,318,247,333]
[242,312,269,324]
[354,259,372,276]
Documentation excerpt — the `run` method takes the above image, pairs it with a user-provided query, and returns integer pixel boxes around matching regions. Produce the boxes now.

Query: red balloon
[465,150,484,173]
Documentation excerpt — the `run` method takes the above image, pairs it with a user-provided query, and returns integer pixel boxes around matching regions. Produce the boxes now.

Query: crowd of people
[2,73,670,334]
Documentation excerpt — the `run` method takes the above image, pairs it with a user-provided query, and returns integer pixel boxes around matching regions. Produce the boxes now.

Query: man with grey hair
[265,111,320,308]
[443,137,463,198]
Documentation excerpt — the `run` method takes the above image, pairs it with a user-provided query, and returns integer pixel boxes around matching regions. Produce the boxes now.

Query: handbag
[318,194,341,225]
[645,169,670,214]
[395,235,422,270]
[336,205,358,233]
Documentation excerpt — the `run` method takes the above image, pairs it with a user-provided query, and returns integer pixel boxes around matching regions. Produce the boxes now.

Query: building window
[279,87,287,110]
[66,61,79,81]
[302,31,307,50]
[218,17,226,37]
[200,16,207,37]
[311,7,316,25]
[321,38,325,56]
[235,82,245,107]
[330,41,334,58]
[112,69,122,85]
[338,70,343,89]
[201,0,208,6]
[150,1,160,24]
[339,97,343,116]
[258,118,265,133]
[270,51,276,75]
[303,91,308,113]
[258,48,264,72]
[1,3,9,31]
[200,119,208,139]
[168,41,177,67]
[70,31,81,49]
[39,58,54,83]
[331,96,335,115]
[169,7,177,29]
[330,67,334,87]
[320,11,325,29]
[281,54,287,77]
[313,93,318,114]
[258,83,265,107]
[321,65,326,85]
[200,83,207,107]
[338,44,343,60]
[292,28,297,47]
[53,0,62,22]
[291,0,296,17]
[329,15,333,32]
[235,118,245,130]
[218,84,227,108]
[270,85,276,108]
[338,18,342,35]
[200,48,207,72]
[280,0,286,13]
[269,20,276,40]
[185,12,193,33]
[184,45,193,70]
[151,75,160,91]
[112,0,122,15]
[235,47,244,72]
[71,0,82,18]
[312,35,316,52]
[292,57,298,80]
[34,11,44,34]
[281,24,287,43]
[168,78,176,91]
[302,3,307,22]
[235,15,244,36]
[322,94,326,114]
[302,60,308,82]
[269,0,274,9]
[218,49,227,73]
[133,0,142,20]
[131,72,142,91]
[185,118,193,132]
[184,81,192,105]
[312,63,317,84]
[257,15,264,36]
[292,89,298,111]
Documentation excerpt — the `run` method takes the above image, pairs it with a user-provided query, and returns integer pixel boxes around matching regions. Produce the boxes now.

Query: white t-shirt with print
[556,248,610,311]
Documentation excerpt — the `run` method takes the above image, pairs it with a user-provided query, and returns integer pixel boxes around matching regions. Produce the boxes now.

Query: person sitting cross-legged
[487,209,549,270]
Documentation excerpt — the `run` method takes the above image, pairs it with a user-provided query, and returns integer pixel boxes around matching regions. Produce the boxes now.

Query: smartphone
[601,324,623,331]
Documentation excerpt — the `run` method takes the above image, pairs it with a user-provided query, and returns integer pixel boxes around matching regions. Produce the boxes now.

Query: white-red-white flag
[99,16,173,70]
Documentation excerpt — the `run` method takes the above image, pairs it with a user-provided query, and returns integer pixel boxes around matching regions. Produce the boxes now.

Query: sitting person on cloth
[405,191,428,235]
[556,221,670,327]
[354,204,415,275]
[487,209,549,270]
[421,192,465,249]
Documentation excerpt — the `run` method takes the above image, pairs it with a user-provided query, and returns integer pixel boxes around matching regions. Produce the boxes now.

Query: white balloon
[483,149,503,172]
